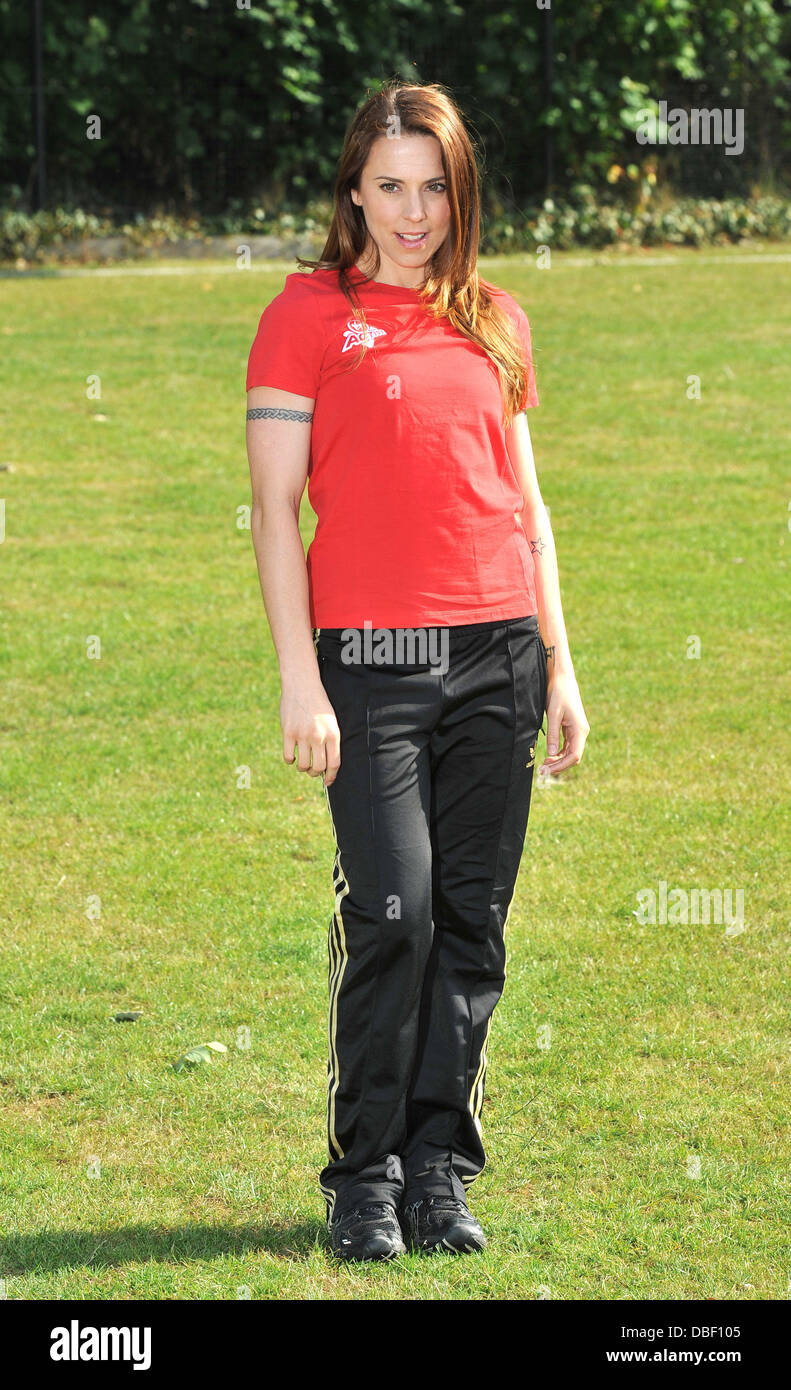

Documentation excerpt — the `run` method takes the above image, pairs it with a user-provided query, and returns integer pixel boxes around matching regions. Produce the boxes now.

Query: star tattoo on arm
[529,537,546,556]
[246,407,313,422]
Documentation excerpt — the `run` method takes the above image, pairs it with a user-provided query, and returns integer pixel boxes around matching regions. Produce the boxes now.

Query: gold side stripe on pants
[470,1015,494,1135]
[319,1178,338,1223]
[464,898,515,1183]
[323,781,350,1165]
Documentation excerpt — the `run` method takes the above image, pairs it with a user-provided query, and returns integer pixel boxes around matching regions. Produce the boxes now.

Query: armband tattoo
[246,407,313,422]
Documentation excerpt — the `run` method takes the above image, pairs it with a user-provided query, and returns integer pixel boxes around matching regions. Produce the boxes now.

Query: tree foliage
[1,0,788,214]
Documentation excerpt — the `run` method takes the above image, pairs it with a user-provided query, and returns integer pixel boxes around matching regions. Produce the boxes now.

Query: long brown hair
[298,81,533,427]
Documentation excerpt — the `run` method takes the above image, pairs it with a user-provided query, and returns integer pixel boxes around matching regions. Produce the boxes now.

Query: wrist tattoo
[544,643,556,662]
[529,537,546,556]
[246,407,313,422]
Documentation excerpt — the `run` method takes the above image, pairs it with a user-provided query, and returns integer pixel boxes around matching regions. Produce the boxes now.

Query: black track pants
[314,615,547,1222]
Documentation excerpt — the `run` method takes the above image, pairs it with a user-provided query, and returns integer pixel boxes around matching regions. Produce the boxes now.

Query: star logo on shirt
[341,318,387,353]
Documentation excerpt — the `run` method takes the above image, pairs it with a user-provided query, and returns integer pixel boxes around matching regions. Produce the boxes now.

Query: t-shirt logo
[341,318,387,353]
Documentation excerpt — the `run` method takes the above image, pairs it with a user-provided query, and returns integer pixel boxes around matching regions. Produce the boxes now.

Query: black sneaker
[403,1196,487,1254]
[329,1202,406,1262]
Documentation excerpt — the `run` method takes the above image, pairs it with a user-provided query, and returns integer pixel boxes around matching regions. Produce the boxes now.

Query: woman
[245,81,589,1262]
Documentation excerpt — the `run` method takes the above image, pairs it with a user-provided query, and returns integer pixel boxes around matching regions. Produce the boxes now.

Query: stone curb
[7,232,326,266]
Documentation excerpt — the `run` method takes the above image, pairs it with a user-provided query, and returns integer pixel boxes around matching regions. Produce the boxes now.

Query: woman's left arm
[505,410,590,776]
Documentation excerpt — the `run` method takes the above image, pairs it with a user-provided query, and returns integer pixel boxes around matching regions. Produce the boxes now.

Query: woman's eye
[378,182,446,193]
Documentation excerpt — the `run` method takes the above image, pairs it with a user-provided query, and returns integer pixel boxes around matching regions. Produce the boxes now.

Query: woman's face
[351,133,451,283]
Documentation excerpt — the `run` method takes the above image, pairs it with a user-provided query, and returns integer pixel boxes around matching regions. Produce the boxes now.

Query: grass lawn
[0,244,789,1300]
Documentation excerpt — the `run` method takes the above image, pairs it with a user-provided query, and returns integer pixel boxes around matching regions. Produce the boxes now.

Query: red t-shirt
[246,264,539,628]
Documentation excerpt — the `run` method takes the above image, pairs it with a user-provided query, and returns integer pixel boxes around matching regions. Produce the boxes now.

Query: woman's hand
[280,678,341,786]
[539,669,590,777]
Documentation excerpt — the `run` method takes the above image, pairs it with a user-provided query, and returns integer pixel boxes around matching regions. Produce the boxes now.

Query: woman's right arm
[246,385,341,785]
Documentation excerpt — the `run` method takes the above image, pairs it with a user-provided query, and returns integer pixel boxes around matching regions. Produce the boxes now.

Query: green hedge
[484,191,791,252]
[3,193,791,266]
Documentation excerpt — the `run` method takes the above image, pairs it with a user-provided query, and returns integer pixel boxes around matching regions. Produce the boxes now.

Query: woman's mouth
[395,232,429,249]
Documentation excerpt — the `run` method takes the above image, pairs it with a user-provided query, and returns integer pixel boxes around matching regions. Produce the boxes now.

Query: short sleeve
[511,302,539,411]
[245,273,326,396]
